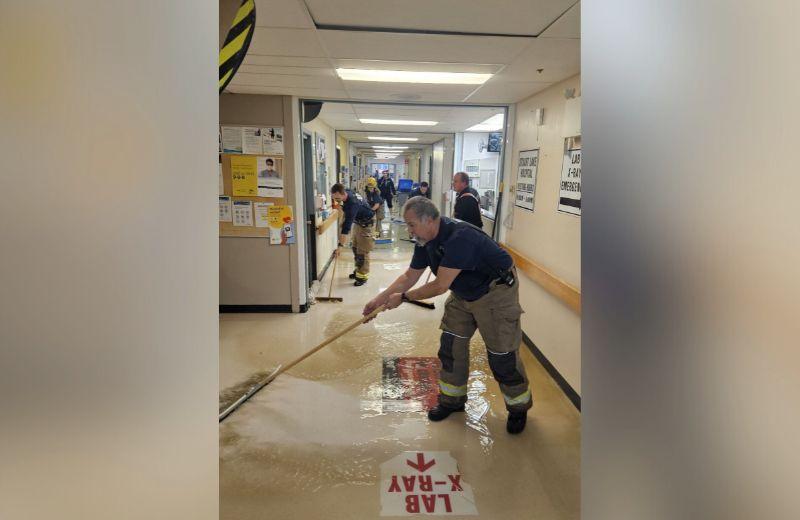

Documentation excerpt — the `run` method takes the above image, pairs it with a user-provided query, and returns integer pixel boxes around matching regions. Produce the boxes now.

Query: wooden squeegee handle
[269,304,387,380]
[327,247,339,299]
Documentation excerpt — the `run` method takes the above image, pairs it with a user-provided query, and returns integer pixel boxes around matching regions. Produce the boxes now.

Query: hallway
[219,223,580,519]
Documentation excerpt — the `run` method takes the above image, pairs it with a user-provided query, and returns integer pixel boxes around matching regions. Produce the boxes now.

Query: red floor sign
[381,357,440,412]
[380,451,478,516]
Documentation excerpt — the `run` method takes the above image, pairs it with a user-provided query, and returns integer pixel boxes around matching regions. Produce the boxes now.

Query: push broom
[316,247,343,303]
[219,298,434,422]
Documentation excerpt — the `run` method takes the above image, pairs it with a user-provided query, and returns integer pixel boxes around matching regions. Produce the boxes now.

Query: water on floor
[220,218,580,519]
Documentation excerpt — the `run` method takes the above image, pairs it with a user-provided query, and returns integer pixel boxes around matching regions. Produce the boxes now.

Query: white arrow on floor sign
[380,451,478,516]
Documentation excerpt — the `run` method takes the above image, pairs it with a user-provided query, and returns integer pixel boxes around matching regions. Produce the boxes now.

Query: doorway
[302,132,317,285]
[335,146,341,184]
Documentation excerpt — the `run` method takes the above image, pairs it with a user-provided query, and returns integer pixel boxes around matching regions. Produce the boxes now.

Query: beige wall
[505,75,581,393]
[336,133,348,183]
[407,152,421,182]
[219,94,303,308]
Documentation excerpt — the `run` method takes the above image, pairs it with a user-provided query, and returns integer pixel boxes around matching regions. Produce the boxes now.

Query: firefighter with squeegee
[362,196,532,434]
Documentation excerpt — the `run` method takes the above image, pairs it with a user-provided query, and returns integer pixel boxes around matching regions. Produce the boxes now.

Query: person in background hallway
[378,170,397,215]
[331,183,375,286]
[452,171,483,229]
[362,197,531,434]
[365,177,384,237]
[410,181,431,199]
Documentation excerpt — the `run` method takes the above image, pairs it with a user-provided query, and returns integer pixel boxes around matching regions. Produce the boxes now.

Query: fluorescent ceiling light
[372,145,409,149]
[466,113,504,132]
[336,68,491,85]
[360,118,437,126]
[368,136,418,142]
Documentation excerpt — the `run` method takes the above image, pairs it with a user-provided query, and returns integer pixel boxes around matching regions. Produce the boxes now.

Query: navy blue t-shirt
[410,217,513,301]
[340,189,375,234]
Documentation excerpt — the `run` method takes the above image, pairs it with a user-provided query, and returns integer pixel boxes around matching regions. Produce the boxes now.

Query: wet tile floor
[220,220,580,519]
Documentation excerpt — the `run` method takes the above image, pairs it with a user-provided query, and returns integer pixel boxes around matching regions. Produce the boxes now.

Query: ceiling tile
[231,72,344,90]
[238,64,337,77]
[248,27,328,57]
[466,81,553,103]
[345,85,476,104]
[329,105,509,133]
[495,38,580,82]
[305,0,575,36]
[243,55,332,67]
[318,30,531,64]
[539,1,580,38]
[253,0,314,28]
[319,103,357,115]
[226,85,350,100]
[353,106,455,119]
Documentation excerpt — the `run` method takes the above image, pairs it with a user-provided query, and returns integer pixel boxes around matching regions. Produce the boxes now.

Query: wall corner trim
[522,332,581,411]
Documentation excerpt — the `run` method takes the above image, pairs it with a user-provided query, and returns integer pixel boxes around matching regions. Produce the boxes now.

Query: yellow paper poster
[267,205,296,245]
[230,155,258,196]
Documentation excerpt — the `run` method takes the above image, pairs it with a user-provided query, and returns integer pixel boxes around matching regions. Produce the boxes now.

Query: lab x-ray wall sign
[558,147,581,216]
[380,451,478,516]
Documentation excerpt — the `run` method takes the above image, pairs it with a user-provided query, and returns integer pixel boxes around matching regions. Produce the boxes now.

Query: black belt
[493,269,516,287]
[356,219,374,227]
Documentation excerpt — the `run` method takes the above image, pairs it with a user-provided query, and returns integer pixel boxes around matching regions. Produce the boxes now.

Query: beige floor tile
[220,222,580,519]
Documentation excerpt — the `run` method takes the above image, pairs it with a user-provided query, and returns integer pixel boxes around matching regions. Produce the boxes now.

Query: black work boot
[354,278,367,286]
[427,404,465,422]
[506,412,527,434]
[348,271,356,279]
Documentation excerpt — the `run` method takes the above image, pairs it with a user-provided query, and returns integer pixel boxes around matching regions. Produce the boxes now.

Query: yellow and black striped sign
[219,0,256,94]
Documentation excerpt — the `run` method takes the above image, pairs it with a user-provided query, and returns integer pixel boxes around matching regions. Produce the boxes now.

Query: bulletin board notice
[219,153,286,238]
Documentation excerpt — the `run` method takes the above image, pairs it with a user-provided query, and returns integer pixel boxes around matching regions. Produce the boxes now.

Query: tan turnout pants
[375,205,385,236]
[437,271,532,413]
[351,222,375,281]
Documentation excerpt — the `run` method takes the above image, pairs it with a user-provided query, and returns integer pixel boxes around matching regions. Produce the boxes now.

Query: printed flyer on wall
[267,205,295,245]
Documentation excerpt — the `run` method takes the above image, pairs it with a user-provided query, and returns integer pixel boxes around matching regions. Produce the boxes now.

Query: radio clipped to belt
[494,269,516,287]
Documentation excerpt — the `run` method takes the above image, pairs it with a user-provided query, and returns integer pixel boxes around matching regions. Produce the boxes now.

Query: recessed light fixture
[368,136,418,142]
[360,118,437,126]
[465,113,504,132]
[372,145,409,149]
[336,68,492,85]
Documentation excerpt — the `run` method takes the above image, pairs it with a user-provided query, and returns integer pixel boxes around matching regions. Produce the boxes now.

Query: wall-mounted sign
[558,147,581,216]
[316,133,326,163]
[479,169,496,189]
[261,127,284,155]
[257,156,283,198]
[230,155,258,196]
[487,132,502,152]
[241,127,262,155]
[232,200,253,227]
[463,159,479,178]
[514,149,539,212]
[267,205,296,245]
[221,126,243,153]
